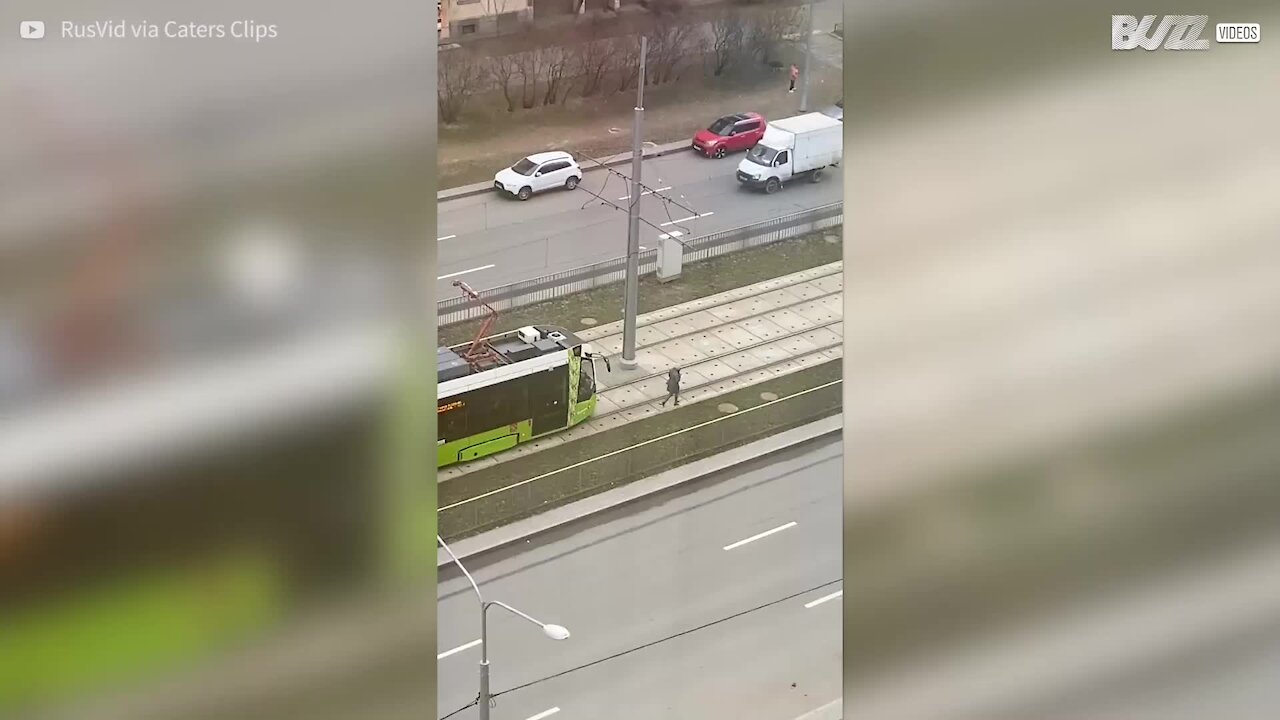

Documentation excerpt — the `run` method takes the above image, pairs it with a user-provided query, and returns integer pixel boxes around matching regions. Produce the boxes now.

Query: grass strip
[439,227,842,346]
[438,358,842,540]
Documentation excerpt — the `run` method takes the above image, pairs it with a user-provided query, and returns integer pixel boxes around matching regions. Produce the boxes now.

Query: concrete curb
[438,413,842,566]
[438,139,693,203]
[794,699,842,720]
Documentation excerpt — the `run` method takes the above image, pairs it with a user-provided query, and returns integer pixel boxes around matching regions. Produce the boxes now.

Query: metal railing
[436,201,842,326]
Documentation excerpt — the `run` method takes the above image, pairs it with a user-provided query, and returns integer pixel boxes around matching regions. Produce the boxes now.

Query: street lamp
[438,536,571,720]
[799,0,815,112]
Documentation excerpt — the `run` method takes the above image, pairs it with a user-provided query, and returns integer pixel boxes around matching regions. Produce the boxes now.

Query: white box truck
[735,112,842,194]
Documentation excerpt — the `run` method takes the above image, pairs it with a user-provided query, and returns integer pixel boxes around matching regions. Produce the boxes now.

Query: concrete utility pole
[620,35,647,370]
[799,0,814,112]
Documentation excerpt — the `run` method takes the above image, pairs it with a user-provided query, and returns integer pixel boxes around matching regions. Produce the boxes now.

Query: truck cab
[736,140,793,194]
[735,113,842,194]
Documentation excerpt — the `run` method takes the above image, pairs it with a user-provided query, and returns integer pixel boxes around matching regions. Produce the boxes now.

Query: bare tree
[439,49,483,124]
[746,5,801,65]
[540,46,574,105]
[613,36,642,93]
[486,55,520,112]
[648,16,699,85]
[514,49,545,109]
[576,37,617,97]
[711,7,749,77]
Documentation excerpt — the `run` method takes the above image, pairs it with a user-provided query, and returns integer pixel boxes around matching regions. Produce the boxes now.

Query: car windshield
[746,144,778,166]
[707,117,735,135]
[836,100,843,108]
[511,158,538,176]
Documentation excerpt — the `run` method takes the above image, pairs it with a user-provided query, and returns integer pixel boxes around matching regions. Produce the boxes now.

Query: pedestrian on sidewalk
[660,367,682,407]
[789,64,799,93]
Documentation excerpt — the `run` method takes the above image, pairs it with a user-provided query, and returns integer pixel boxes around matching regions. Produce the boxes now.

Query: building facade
[438,0,535,40]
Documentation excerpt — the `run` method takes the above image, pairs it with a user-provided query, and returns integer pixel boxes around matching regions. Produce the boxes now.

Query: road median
[438,358,842,541]
[438,224,842,345]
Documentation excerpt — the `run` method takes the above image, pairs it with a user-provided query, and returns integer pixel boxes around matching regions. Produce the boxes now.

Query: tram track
[451,261,843,348]
[438,263,843,478]
[594,317,844,418]
[593,321,844,421]
[591,285,843,357]
[438,322,843,481]
[582,265,842,345]
[440,310,844,480]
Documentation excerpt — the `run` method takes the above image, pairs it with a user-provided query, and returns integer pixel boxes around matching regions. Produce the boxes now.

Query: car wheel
[764,177,781,194]
[565,175,579,190]
[714,146,726,159]
[517,186,532,201]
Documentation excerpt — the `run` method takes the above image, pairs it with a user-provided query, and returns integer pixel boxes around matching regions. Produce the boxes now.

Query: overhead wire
[489,578,843,701]
[439,697,479,720]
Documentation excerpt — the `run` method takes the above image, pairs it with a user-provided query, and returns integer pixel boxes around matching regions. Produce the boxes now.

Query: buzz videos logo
[1112,15,1261,50]
[1113,15,1209,49]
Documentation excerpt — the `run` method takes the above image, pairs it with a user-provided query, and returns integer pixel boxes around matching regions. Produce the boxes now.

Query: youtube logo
[20,20,45,39]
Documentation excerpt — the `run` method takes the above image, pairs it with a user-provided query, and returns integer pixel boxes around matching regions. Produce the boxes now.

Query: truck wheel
[764,177,781,194]
[809,169,824,183]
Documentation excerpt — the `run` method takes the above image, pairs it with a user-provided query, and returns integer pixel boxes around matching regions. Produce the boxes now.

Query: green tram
[437,325,608,467]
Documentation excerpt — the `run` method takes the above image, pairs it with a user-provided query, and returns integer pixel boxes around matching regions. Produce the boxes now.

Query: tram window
[463,380,529,433]
[497,376,532,422]
[531,366,568,414]
[438,398,466,442]
[465,385,504,433]
[577,358,596,402]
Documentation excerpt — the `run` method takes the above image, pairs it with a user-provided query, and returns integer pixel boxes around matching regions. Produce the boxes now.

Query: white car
[493,151,583,201]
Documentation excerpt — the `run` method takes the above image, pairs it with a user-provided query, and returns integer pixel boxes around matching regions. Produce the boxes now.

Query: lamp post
[438,536,571,720]
[799,0,814,112]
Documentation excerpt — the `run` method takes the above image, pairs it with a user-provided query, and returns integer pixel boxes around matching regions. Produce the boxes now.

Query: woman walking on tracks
[660,367,682,407]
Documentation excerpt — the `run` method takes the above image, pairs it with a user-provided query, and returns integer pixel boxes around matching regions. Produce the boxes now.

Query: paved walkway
[438,260,844,480]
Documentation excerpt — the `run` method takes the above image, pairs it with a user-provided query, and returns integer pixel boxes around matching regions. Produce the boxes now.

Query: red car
[692,112,767,159]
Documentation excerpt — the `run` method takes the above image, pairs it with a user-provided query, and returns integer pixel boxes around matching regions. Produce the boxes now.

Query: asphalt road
[436,436,843,720]
[434,143,843,297]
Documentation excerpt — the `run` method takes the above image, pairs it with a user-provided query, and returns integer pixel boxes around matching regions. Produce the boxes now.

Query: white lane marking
[436,234,457,241]
[618,186,672,201]
[660,211,715,227]
[526,708,561,720]
[804,590,843,609]
[437,264,495,280]
[723,521,798,551]
[657,230,683,240]
[437,638,482,660]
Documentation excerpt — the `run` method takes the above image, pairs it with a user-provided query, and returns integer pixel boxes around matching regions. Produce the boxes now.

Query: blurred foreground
[844,1,1280,717]
[1,0,434,716]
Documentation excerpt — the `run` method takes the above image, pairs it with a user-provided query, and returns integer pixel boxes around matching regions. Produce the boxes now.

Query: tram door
[529,365,570,436]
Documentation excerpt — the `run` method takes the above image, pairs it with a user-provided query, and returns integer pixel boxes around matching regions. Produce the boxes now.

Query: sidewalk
[438,260,844,481]
[438,7,844,189]
[437,138,690,202]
